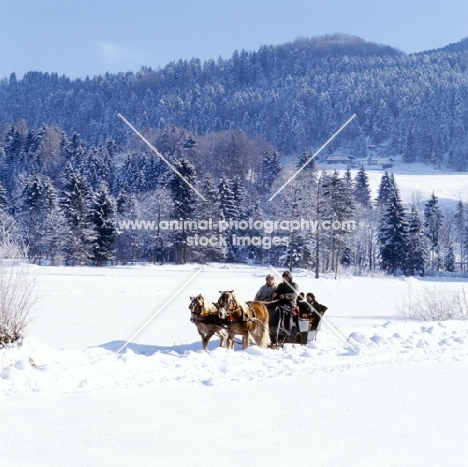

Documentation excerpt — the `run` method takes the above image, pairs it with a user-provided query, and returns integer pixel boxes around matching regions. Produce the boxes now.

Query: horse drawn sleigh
[189,289,326,351]
[266,297,324,348]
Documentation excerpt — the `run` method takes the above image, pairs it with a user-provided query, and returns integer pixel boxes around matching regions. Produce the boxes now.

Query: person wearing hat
[254,274,277,302]
[304,292,328,330]
[306,292,327,313]
[294,292,327,342]
[272,270,300,312]
[271,270,301,334]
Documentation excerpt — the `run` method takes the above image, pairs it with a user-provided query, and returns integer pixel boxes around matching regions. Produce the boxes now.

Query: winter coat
[297,298,311,317]
[254,283,277,302]
[297,299,327,318]
[275,280,300,311]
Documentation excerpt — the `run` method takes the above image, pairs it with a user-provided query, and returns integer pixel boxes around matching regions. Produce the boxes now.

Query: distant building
[358,157,394,169]
[324,154,355,165]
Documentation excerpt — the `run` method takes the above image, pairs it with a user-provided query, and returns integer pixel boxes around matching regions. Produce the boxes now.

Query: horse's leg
[252,325,265,348]
[224,327,235,349]
[243,331,250,349]
[227,333,235,349]
[201,334,209,351]
[218,328,228,348]
[202,329,215,352]
[196,325,208,351]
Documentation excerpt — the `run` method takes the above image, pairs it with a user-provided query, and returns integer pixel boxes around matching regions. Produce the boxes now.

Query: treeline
[0,120,467,276]
[2,34,468,169]
[345,170,468,277]
[0,121,279,264]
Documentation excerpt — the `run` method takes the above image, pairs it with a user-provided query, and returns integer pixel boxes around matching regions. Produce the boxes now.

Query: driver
[272,270,300,313]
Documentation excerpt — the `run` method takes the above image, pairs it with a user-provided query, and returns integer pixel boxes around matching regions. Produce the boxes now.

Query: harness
[218,295,270,337]
[219,295,257,323]
[190,298,219,324]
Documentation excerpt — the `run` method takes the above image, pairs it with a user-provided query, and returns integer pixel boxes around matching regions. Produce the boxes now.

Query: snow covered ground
[329,159,468,210]
[1,263,468,466]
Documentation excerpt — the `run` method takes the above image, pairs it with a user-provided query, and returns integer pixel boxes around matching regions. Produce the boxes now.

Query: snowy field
[1,263,468,466]
[330,160,468,210]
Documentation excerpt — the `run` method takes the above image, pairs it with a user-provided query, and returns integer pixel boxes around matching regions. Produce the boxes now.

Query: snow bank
[2,319,468,396]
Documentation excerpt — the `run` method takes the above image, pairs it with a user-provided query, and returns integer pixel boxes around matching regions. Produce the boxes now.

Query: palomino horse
[189,294,229,351]
[217,290,270,349]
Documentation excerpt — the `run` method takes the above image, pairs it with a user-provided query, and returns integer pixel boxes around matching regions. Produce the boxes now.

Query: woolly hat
[282,270,293,281]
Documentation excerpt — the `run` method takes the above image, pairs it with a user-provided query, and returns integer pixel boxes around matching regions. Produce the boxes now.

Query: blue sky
[1,0,467,80]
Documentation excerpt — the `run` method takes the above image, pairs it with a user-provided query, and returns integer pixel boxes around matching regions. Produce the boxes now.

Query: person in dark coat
[296,292,308,316]
[270,271,301,334]
[306,292,328,316]
[272,270,300,311]
[300,292,328,331]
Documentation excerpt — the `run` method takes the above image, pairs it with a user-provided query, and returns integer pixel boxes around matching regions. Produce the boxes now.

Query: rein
[190,298,218,323]
[223,296,249,321]
[224,298,259,324]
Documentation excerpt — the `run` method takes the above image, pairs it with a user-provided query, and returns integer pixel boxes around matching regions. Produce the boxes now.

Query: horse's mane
[197,293,218,313]
[229,290,249,312]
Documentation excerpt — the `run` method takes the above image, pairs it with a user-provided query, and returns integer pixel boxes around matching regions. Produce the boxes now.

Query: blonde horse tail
[260,307,270,348]
[260,322,270,348]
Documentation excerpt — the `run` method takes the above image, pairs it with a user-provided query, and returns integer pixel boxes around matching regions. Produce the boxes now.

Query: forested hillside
[2,34,468,169]
[1,33,468,274]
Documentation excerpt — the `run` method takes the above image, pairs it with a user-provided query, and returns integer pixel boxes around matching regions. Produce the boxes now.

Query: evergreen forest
[1,33,468,275]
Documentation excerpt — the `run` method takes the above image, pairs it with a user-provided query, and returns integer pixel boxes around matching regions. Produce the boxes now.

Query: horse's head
[189,294,204,322]
[190,294,218,322]
[217,290,236,319]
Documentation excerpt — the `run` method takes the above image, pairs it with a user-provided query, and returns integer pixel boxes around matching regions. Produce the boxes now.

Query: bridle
[189,297,203,323]
[218,292,241,319]
[190,295,218,323]
[218,291,253,322]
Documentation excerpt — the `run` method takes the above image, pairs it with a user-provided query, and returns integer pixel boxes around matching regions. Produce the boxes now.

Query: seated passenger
[306,292,328,316]
[296,292,309,317]
[303,292,328,330]
[254,274,277,302]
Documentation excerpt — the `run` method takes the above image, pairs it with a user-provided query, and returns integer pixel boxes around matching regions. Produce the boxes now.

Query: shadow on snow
[97,337,229,356]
